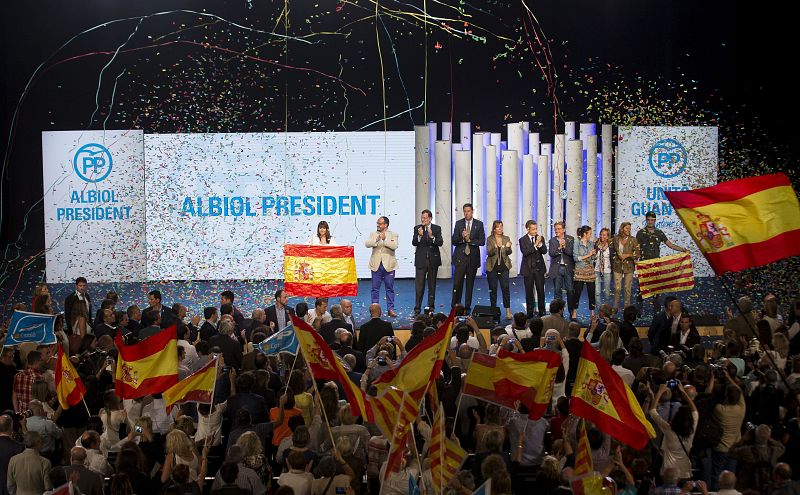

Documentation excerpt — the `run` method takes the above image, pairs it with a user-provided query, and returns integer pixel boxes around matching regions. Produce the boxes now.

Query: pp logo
[648,139,687,179]
[73,143,113,182]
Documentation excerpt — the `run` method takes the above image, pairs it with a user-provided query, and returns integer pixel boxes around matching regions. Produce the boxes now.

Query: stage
[7,270,731,328]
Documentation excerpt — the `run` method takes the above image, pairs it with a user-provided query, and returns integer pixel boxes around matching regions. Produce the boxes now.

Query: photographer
[364,335,406,382]
[647,383,698,480]
[730,424,784,493]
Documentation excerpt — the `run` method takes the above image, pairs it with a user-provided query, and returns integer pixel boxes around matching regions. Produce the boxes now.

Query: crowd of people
[1,274,800,495]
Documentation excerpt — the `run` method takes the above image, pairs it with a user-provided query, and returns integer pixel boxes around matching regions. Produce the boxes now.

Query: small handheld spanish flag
[55,344,85,409]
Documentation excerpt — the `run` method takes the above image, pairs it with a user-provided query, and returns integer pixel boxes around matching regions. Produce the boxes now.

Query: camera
[387,336,394,343]
[456,316,468,323]
[666,379,679,389]
[423,307,431,315]
[745,422,757,432]
[377,357,387,366]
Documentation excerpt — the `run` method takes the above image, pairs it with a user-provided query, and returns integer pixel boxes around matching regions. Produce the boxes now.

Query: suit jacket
[670,326,701,349]
[365,230,399,271]
[412,223,443,268]
[486,234,513,271]
[519,234,548,276]
[64,292,93,331]
[336,345,366,373]
[648,311,673,355]
[546,235,575,279]
[264,304,294,332]
[209,333,243,370]
[541,313,571,338]
[610,235,640,274]
[358,317,395,353]
[451,218,486,266]
[7,448,51,495]
[199,321,217,342]
[64,464,104,495]
[0,436,24,495]
[320,319,353,345]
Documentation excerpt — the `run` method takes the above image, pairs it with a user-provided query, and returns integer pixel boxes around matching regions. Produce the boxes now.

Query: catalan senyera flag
[430,403,467,494]
[462,348,562,419]
[115,326,179,399]
[574,419,593,476]
[283,244,358,297]
[635,252,695,299]
[665,173,800,274]
[163,355,219,412]
[571,340,655,450]
[383,391,419,481]
[55,343,85,409]
[291,315,372,420]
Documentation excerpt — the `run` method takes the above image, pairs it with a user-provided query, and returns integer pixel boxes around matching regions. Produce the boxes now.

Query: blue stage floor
[5,273,732,328]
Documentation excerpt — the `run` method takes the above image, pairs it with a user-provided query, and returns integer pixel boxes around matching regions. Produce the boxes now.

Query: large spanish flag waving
[55,343,85,409]
[283,244,357,297]
[571,340,655,450]
[115,326,179,399]
[463,349,561,419]
[665,173,800,274]
[163,355,219,412]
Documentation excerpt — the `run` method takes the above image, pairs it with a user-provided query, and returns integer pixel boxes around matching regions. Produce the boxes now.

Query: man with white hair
[717,471,742,495]
[320,304,353,345]
[209,319,243,370]
[63,446,104,495]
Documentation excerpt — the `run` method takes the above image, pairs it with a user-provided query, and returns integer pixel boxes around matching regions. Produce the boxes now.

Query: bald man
[358,303,394,353]
[717,471,741,495]
[64,446,104,495]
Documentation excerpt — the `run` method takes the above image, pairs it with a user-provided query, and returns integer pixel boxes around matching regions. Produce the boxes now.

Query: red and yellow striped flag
[665,173,800,274]
[115,326,179,399]
[163,356,218,412]
[574,419,593,476]
[571,341,655,450]
[383,391,420,481]
[430,403,466,494]
[283,244,357,297]
[55,343,85,409]
[635,252,695,299]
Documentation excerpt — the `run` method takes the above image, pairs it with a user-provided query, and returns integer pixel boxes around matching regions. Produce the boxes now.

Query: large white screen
[145,132,416,280]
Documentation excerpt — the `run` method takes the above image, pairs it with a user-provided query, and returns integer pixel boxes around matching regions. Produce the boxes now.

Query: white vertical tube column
[522,154,535,225]
[501,150,520,277]
[553,135,566,229]
[536,154,549,231]
[435,140,452,278]
[442,122,452,142]
[528,133,540,161]
[565,121,576,140]
[472,133,486,222]
[454,150,472,221]
[485,145,498,224]
[428,122,437,208]
[601,124,613,232]
[528,132,541,219]
[508,122,526,235]
[414,125,431,215]
[586,134,598,231]
[566,140,583,235]
[460,122,471,151]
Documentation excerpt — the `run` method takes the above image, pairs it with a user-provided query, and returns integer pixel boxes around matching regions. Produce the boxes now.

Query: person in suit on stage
[144,290,177,327]
[307,220,336,245]
[547,221,575,308]
[670,312,701,349]
[412,209,443,315]
[220,290,247,331]
[199,306,219,342]
[519,220,549,318]
[64,277,92,337]
[265,289,294,334]
[319,304,353,345]
[485,220,514,321]
[451,203,486,312]
[358,303,395,353]
[365,216,399,317]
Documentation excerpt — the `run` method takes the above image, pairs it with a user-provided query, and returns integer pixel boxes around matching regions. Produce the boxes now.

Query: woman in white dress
[308,220,336,245]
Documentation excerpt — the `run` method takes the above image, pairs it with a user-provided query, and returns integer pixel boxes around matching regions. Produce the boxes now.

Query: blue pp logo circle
[73,143,113,182]
[648,139,687,178]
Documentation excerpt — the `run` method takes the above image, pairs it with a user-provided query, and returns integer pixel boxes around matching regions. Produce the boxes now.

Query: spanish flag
[163,355,218,412]
[55,343,85,409]
[571,340,655,450]
[291,315,372,420]
[283,244,358,297]
[665,173,800,274]
[430,404,466,494]
[463,349,561,419]
[115,326,179,399]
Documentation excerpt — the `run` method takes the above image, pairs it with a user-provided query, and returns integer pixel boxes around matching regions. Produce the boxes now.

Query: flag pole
[450,351,473,438]
[438,402,445,495]
[203,356,220,449]
[81,398,91,417]
[310,377,338,452]
[716,276,791,390]
[408,420,426,495]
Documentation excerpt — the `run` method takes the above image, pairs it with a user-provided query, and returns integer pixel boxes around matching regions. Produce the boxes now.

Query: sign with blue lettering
[3,311,57,346]
[617,127,718,276]
[73,143,113,182]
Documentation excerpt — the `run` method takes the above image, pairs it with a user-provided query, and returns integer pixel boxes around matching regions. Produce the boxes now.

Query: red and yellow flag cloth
[430,403,467,494]
[571,340,655,450]
[55,343,85,409]
[283,244,357,297]
[635,252,695,299]
[163,355,219,413]
[115,326,179,399]
[291,315,372,421]
[382,391,420,481]
[665,173,800,274]
[570,418,605,495]
[462,348,561,419]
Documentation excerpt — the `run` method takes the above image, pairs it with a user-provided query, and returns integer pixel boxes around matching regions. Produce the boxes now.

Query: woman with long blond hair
[161,429,199,483]
[237,430,271,485]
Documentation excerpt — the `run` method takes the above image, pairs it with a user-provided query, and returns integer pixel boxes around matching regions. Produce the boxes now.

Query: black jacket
[451,218,486,265]
[518,233,548,276]
[208,333,243,370]
[64,291,93,331]
[358,317,395,353]
[412,223,444,268]
[320,318,353,345]
[199,321,217,342]
[264,304,294,333]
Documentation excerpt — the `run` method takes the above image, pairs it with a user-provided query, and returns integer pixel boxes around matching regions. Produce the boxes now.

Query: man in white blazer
[365,216,399,317]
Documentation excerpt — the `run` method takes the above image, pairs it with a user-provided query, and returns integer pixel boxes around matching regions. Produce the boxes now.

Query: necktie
[464,221,471,255]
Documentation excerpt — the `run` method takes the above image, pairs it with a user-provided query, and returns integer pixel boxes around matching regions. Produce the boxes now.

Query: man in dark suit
[451,203,486,311]
[0,414,25,495]
[358,303,395,353]
[413,209,444,315]
[64,446,104,495]
[209,320,243,370]
[648,296,677,356]
[319,304,353,345]
[126,305,142,337]
[92,308,117,340]
[335,331,366,372]
[199,306,219,342]
[670,312,701,349]
[144,290,177,326]
[264,289,294,334]
[519,220,548,318]
[221,290,247,332]
[64,276,92,332]
[547,221,575,309]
